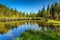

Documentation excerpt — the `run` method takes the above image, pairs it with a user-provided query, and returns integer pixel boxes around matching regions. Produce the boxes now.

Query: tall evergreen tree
[46,4,51,19]
[41,5,46,18]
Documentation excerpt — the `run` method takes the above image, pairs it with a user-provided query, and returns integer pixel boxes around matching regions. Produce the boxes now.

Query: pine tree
[41,5,46,18]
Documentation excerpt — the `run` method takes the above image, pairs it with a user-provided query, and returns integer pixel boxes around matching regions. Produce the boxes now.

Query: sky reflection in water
[0,23,47,40]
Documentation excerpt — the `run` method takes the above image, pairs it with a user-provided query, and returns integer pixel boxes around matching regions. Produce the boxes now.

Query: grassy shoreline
[15,30,60,40]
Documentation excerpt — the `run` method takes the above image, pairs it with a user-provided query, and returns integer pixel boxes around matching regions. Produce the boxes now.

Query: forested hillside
[0,2,60,20]
[37,2,60,20]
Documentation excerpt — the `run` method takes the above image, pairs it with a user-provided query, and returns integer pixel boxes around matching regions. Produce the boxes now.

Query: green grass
[14,30,60,40]
[48,19,60,25]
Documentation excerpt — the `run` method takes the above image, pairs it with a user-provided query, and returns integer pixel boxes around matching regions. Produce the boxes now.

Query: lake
[0,20,60,40]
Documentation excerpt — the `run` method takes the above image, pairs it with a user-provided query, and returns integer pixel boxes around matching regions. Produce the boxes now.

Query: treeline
[0,4,36,17]
[37,2,60,20]
[0,2,60,20]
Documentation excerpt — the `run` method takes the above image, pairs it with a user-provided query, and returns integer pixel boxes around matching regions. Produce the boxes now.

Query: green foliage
[0,2,60,19]
[15,30,60,40]
[37,2,60,20]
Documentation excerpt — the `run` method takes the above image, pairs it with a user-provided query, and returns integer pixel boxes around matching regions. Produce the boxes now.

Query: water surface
[0,20,60,40]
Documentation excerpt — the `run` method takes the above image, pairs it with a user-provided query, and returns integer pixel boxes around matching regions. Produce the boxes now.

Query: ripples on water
[0,23,48,40]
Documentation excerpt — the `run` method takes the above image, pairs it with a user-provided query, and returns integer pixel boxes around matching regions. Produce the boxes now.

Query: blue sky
[0,0,60,13]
